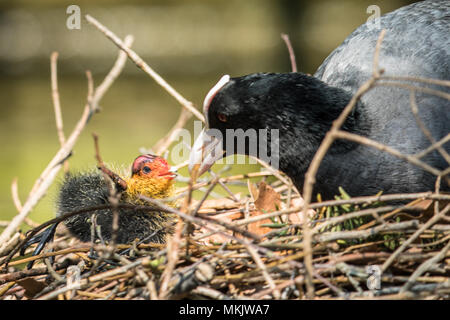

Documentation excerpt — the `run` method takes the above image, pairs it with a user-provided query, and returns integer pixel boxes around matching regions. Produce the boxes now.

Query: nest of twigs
[1,15,449,300]
[1,175,449,300]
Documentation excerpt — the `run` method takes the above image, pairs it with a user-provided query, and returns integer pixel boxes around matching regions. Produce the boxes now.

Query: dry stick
[92,133,127,191]
[380,75,450,87]
[229,192,446,231]
[44,251,63,282]
[159,174,197,299]
[245,244,281,299]
[7,246,91,268]
[301,29,387,298]
[357,198,424,231]
[255,158,292,187]
[38,259,143,300]
[91,35,134,112]
[208,170,239,202]
[92,133,121,250]
[381,203,450,273]
[159,219,184,299]
[50,52,69,173]
[400,239,450,294]
[0,263,70,286]
[416,134,450,160]
[281,33,297,72]
[375,81,450,101]
[192,177,221,215]
[409,90,450,165]
[11,177,22,212]
[316,220,419,243]
[11,180,39,228]
[0,39,131,247]
[191,286,231,300]
[311,205,397,234]
[85,14,205,123]
[176,171,275,194]
[153,108,192,156]
[141,197,343,295]
[334,131,443,177]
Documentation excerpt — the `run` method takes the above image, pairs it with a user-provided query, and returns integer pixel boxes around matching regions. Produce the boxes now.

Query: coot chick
[22,154,177,267]
[58,154,177,243]
[189,1,449,199]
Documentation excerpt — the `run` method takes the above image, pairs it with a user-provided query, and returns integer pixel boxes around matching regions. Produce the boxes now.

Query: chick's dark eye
[142,166,151,174]
[217,113,227,122]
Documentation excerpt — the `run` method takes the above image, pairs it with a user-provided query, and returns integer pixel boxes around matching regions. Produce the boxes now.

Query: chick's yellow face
[126,154,176,200]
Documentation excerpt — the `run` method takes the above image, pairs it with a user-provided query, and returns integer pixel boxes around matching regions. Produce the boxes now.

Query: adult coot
[189,0,449,199]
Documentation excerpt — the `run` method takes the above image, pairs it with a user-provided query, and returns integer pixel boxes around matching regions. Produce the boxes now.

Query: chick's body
[57,155,176,244]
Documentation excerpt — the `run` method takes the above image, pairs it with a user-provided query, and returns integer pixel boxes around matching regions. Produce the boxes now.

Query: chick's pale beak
[188,129,225,177]
[160,166,177,179]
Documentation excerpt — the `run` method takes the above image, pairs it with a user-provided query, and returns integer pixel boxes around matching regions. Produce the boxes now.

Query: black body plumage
[57,171,173,244]
[199,1,449,199]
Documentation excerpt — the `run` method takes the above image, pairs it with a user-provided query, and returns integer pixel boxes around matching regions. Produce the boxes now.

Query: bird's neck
[124,176,176,202]
[276,76,371,193]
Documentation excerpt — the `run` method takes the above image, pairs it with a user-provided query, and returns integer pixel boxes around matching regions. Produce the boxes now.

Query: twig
[159,220,183,299]
[381,203,450,273]
[191,286,230,300]
[153,108,192,156]
[10,177,22,212]
[379,75,450,87]
[281,33,297,72]
[375,81,450,101]
[400,240,450,293]
[0,39,130,247]
[50,51,69,173]
[92,133,123,252]
[0,262,70,286]
[85,14,205,123]
[409,90,450,165]
[91,35,134,111]
[245,244,281,299]
[315,220,419,243]
[334,131,443,176]
[44,253,63,282]
[301,29,387,298]
[92,133,127,191]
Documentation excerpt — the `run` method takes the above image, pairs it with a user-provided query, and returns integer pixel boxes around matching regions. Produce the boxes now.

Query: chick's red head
[131,154,176,180]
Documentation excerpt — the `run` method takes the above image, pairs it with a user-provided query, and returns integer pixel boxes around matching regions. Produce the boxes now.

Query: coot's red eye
[218,113,227,122]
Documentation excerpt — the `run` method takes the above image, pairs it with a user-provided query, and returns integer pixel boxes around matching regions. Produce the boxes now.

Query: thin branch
[334,131,443,177]
[91,35,134,111]
[50,51,69,173]
[400,239,450,294]
[10,177,22,212]
[246,243,281,299]
[0,40,133,248]
[85,14,205,123]
[153,108,192,156]
[281,33,297,72]
[380,75,450,87]
[409,90,450,165]
[415,133,450,160]
[301,29,387,298]
[315,220,419,243]
[381,203,450,272]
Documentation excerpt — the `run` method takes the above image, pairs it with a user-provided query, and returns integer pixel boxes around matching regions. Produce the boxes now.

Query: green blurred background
[0,0,418,227]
